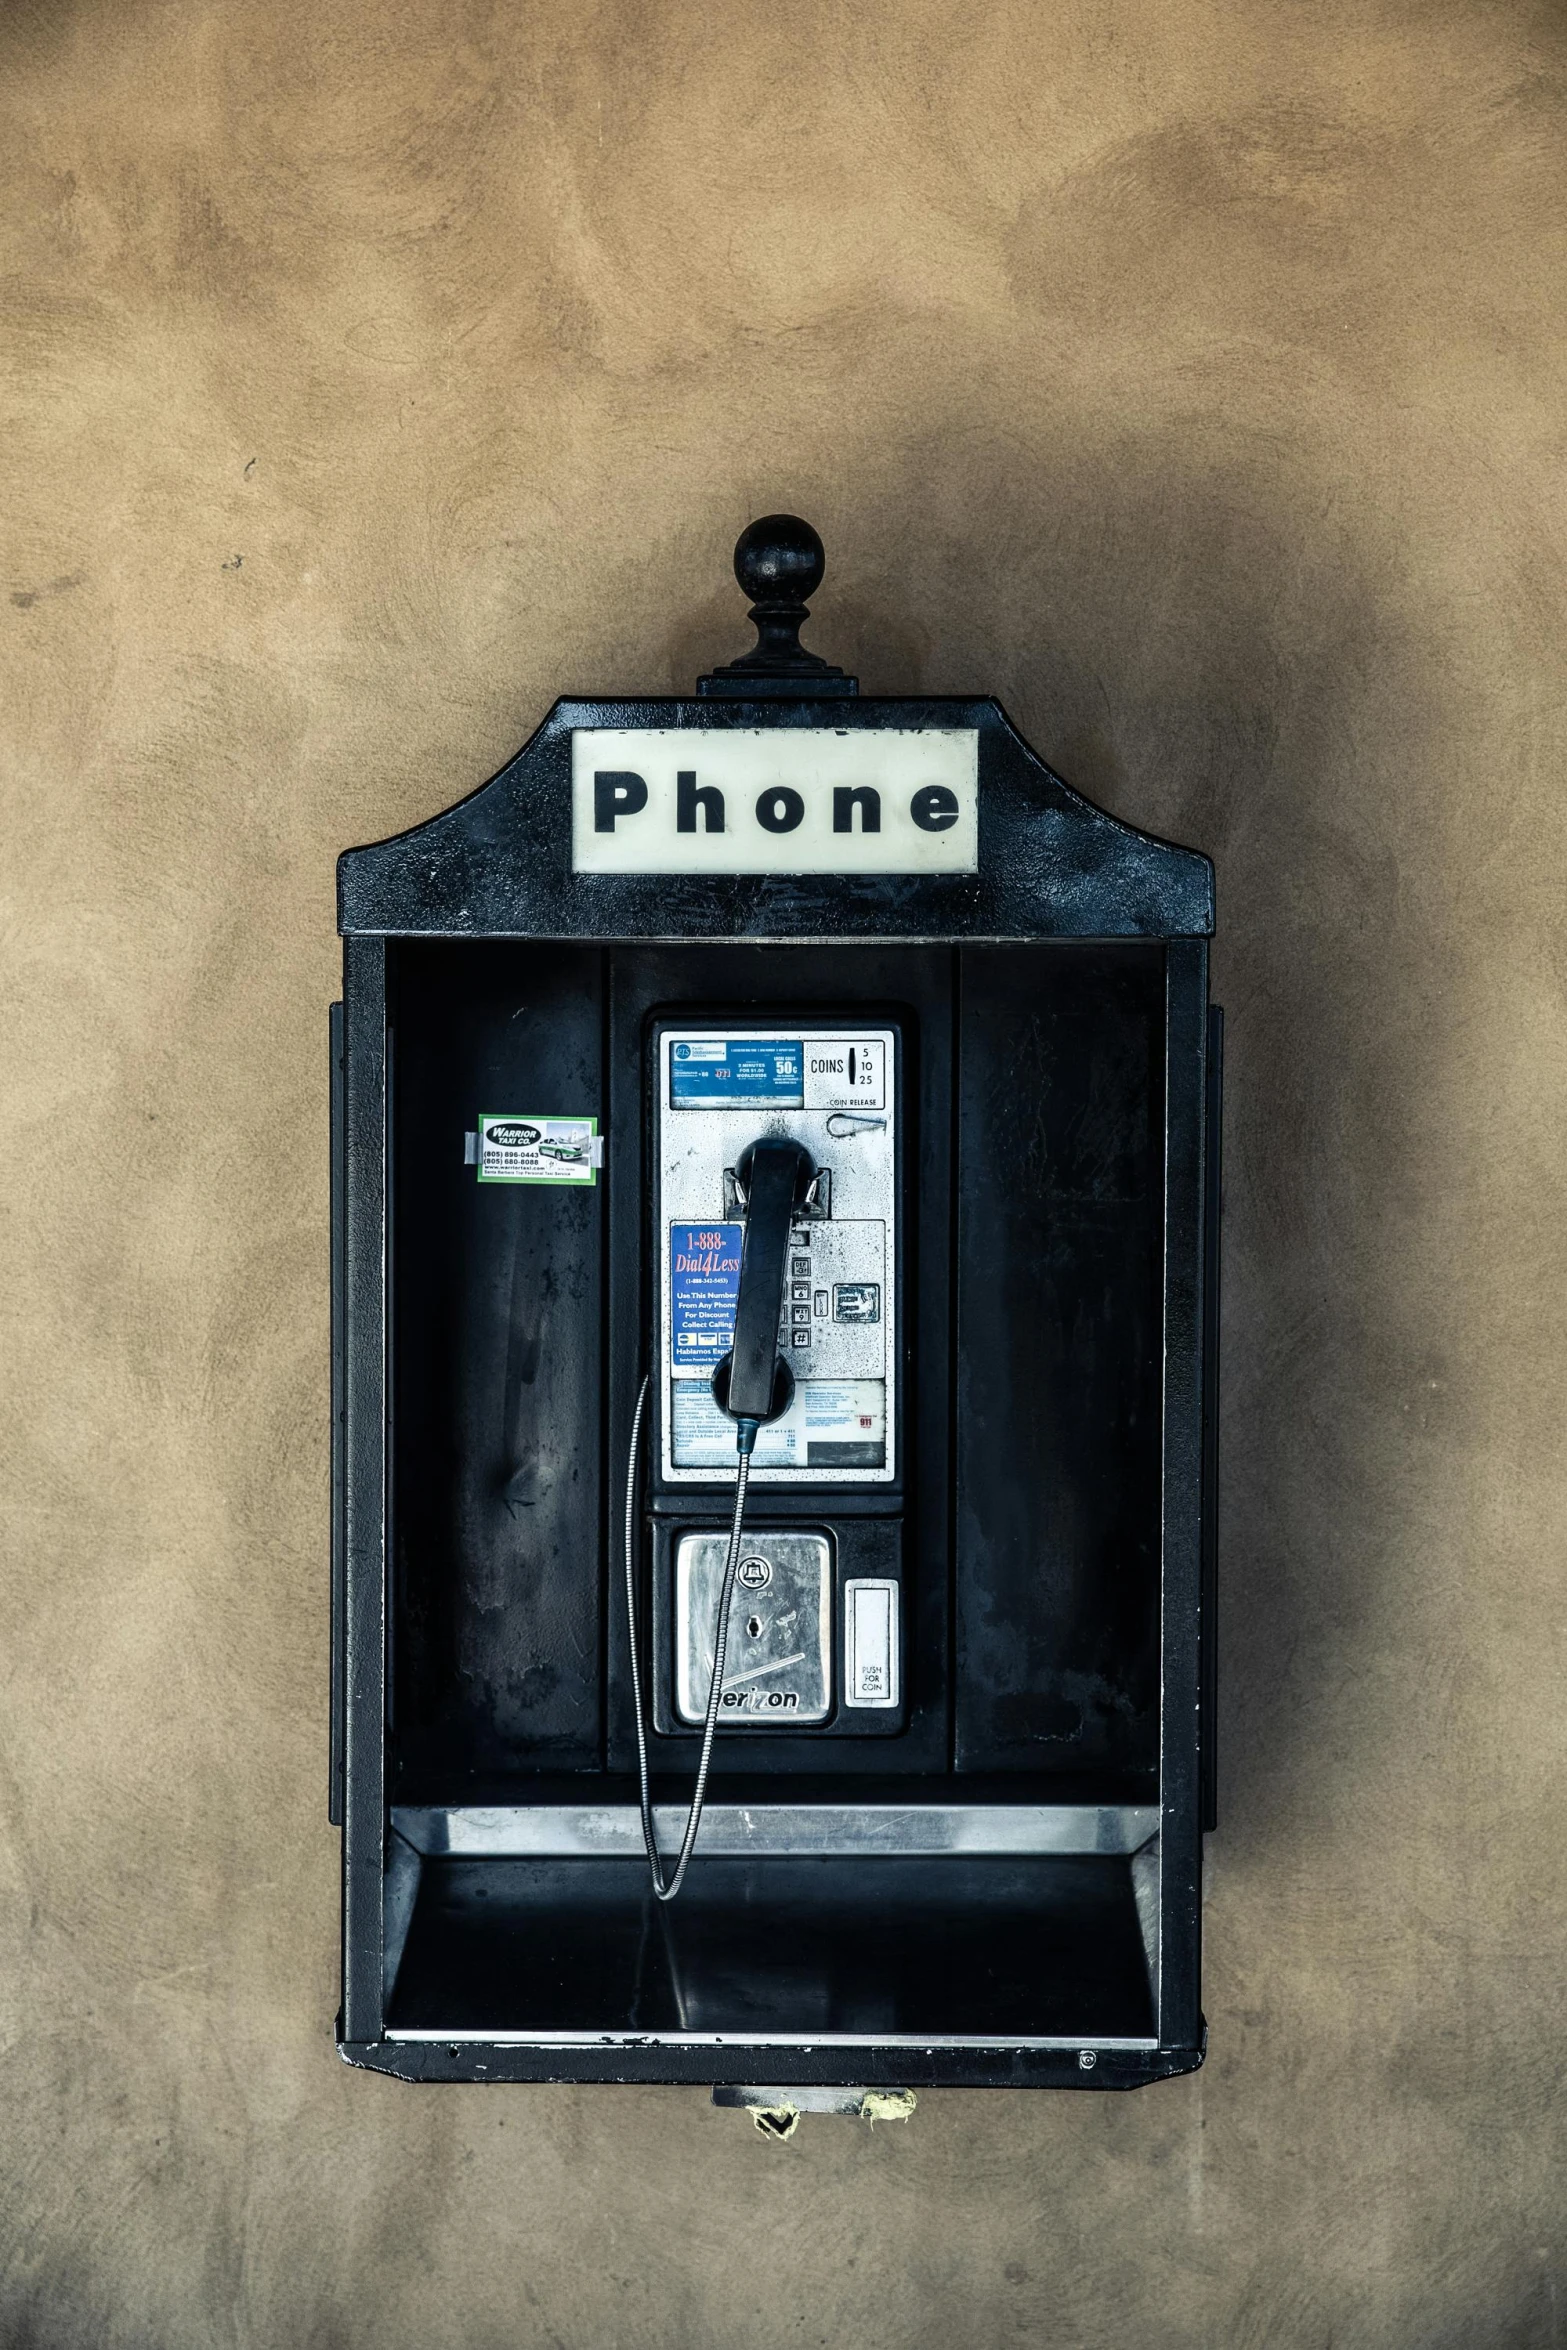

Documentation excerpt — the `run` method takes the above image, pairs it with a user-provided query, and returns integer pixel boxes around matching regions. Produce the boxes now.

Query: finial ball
[734,515,825,607]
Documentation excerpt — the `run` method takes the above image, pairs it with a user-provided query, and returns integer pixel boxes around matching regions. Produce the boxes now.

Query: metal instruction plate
[675,1530,833,1726]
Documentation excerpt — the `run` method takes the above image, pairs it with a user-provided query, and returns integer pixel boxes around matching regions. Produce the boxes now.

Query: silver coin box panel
[674,1529,833,1725]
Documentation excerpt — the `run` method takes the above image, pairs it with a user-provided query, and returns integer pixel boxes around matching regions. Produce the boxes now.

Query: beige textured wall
[4,0,1565,2340]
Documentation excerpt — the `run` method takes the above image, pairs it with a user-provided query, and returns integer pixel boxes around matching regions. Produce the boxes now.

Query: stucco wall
[4,0,1564,2341]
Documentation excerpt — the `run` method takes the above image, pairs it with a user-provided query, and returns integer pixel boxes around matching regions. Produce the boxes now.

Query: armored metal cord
[623,1375,756,1903]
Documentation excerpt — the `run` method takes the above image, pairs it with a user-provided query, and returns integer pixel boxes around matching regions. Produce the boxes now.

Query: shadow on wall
[665,426,1434,1864]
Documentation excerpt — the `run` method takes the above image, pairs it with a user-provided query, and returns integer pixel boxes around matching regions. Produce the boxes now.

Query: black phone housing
[332,681,1220,2093]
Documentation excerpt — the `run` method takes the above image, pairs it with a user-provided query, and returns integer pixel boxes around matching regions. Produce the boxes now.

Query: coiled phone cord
[623,1374,755,1903]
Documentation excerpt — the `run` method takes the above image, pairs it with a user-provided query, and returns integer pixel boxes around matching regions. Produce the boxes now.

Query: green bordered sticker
[473,1114,601,1186]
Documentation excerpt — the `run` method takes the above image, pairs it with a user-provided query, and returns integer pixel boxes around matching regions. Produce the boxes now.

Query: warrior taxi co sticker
[475,1115,602,1186]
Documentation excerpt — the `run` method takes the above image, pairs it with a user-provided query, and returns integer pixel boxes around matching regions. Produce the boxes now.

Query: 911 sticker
[477,1115,601,1185]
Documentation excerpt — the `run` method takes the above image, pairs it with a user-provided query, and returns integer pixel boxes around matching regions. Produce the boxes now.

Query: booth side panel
[1157,940,1209,2050]
[1201,1006,1224,1834]
[386,941,607,1781]
[341,936,389,2045]
[329,1002,345,1828]
[952,942,1166,1792]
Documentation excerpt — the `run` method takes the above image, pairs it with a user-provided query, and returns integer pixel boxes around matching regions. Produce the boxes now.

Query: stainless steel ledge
[383,2029,1162,2050]
[390,1803,1159,1859]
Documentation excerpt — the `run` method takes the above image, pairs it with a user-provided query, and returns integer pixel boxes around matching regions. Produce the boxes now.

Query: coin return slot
[845,1578,899,1709]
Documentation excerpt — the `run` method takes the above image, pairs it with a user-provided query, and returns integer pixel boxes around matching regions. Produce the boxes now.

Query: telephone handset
[710,1138,816,1429]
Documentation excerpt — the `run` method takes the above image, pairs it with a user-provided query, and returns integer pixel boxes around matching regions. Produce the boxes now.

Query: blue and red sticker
[670,1222,743,1367]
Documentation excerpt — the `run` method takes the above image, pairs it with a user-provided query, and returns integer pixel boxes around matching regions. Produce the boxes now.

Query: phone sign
[571,728,978,875]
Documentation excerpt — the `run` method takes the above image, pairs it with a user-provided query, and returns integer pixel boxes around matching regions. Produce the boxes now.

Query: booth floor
[386,1854,1156,2043]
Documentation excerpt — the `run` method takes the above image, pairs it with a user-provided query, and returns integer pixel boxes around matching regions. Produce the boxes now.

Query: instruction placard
[670,1222,743,1368]
[669,1039,802,1109]
[671,1378,886,1470]
[477,1115,600,1186]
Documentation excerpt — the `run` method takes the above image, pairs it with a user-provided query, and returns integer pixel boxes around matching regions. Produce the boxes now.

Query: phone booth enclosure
[331,543,1218,2091]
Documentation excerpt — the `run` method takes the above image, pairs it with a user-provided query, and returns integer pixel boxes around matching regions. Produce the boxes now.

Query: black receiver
[710,1137,815,1428]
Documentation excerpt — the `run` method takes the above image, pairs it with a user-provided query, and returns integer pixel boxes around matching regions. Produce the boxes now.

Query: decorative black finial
[734,514,825,642]
[699,515,856,698]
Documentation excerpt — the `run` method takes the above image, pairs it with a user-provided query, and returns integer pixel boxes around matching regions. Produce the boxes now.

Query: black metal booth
[330,518,1221,2092]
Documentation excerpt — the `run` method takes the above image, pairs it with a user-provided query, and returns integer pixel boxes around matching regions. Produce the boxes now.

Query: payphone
[625,1020,905,1897]
[331,516,1221,2090]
